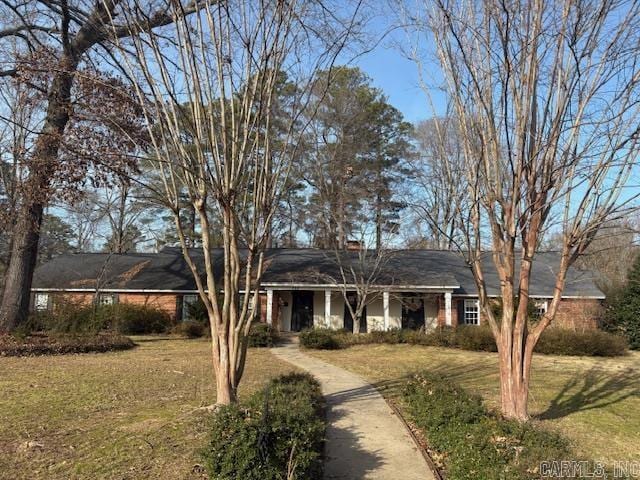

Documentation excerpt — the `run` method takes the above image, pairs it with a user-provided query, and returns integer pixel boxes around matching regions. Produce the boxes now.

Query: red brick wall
[42,292,180,320]
[435,295,602,330]
[437,296,461,327]
[257,292,280,326]
[552,298,603,331]
[118,293,179,319]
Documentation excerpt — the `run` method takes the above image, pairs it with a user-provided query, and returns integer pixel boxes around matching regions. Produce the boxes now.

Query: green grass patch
[305,344,640,464]
[0,337,298,479]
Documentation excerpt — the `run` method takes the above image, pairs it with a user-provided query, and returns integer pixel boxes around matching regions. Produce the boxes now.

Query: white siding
[313,291,324,327]
[424,296,438,330]
[388,297,402,329]
[367,296,385,331]
[278,291,292,331]
[329,292,345,329]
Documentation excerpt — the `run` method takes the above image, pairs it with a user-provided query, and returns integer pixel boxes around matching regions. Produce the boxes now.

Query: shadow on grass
[536,366,640,420]
[322,363,494,403]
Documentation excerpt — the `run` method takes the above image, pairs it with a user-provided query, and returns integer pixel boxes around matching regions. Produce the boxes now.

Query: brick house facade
[31,249,605,331]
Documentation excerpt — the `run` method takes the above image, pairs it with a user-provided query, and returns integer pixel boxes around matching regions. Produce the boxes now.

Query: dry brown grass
[0,337,297,480]
[307,344,640,463]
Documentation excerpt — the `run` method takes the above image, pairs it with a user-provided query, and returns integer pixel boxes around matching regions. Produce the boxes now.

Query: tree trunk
[210,320,238,404]
[497,329,531,421]
[375,192,382,251]
[0,54,78,331]
[0,202,44,331]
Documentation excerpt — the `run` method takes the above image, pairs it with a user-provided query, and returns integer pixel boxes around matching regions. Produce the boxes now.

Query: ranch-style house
[31,247,605,331]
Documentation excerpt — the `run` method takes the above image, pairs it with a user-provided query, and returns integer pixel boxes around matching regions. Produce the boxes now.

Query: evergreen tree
[606,253,640,349]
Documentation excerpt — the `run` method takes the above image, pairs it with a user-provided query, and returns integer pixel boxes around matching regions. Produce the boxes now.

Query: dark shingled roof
[32,248,604,298]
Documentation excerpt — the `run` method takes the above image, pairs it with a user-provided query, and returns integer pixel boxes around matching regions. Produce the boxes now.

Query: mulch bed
[0,332,136,356]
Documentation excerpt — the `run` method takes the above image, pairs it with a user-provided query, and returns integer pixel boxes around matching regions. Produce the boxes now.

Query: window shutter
[457,299,465,326]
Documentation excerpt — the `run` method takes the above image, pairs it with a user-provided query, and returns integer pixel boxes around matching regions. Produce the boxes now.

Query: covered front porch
[264,288,454,333]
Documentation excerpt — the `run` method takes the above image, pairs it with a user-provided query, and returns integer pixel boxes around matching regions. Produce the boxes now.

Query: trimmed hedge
[535,328,628,356]
[171,322,280,343]
[403,371,572,479]
[172,320,207,338]
[0,332,135,356]
[299,326,627,356]
[248,323,279,347]
[202,372,325,480]
[299,328,341,350]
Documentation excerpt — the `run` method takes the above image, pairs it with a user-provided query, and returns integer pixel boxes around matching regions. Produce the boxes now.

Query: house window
[97,293,117,306]
[463,299,480,325]
[533,300,548,319]
[239,294,255,312]
[182,294,199,321]
[34,293,49,312]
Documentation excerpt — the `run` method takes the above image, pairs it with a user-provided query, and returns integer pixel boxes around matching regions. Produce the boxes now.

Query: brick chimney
[346,240,362,251]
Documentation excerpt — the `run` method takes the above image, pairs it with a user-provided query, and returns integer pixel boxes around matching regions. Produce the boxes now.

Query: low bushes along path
[271,338,435,480]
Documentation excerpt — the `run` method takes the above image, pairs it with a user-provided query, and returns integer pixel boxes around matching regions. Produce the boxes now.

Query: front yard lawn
[307,344,640,463]
[0,337,297,480]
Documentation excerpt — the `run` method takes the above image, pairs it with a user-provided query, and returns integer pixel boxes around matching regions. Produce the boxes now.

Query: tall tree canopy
[301,67,413,249]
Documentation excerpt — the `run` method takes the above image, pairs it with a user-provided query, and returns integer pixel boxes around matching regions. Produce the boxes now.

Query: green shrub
[453,325,498,352]
[419,326,456,347]
[535,328,627,356]
[28,302,174,335]
[248,323,278,347]
[298,325,626,357]
[299,328,341,349]
[31,301,106,334]
[604,254,640,350]
[403,372,571,480]
[367,328,403,344]
[202,372,325,480]
[0,332,135,356]
[98,304,174,334]
[173,320,206,338]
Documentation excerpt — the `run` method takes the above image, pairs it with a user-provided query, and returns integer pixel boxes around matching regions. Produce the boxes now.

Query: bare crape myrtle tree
[404,0,640,420]
[112,0,361,405]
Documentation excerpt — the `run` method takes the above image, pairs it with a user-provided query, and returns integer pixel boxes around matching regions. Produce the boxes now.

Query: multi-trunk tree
[113,0,360,404]
[404,0,640,420]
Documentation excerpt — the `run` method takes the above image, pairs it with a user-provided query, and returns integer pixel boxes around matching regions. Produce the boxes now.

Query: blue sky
[353,43,428,123]
[337,11,439,125]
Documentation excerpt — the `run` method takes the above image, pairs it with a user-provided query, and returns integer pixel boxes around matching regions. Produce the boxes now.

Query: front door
[344,292,367,333]
[291,291,314,332]
[402,295,425,330]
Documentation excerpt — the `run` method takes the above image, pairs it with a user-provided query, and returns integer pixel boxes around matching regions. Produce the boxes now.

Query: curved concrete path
[271,341,435,480]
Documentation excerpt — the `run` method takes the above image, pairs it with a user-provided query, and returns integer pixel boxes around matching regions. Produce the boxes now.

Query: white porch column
[324,290,332,328]
[444,291,452,326]
[266,289,273,325]
[383,291,390,330]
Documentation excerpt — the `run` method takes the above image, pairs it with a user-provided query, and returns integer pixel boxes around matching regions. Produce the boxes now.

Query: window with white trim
[533,300,548,319]
[463,299,480,325]
[34,293,49,311]
[97,293,117,306]
[182,294,199,321]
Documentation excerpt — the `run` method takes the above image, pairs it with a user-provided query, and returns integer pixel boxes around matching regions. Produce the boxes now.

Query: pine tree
[607,253,640,349]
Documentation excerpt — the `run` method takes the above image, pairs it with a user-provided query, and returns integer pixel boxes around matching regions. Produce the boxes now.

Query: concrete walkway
[271,341,435,480]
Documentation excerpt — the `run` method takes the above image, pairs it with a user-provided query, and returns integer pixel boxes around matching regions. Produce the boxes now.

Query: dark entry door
[402,296,425,330]
[291,291,314,332]
[344,292,367,333]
